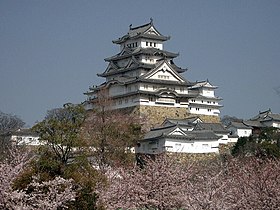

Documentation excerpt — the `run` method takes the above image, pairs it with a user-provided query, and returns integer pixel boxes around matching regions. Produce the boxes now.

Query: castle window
[125,99,128,103]
[158,75,170,80]
[135,42,138,47]
[146,42,148,46]
[154,43,156,47]
[144,85,148,89]
[201,100,204,103]
[149,96,155,102]
[196,108,200,111]
[119,100,122,105]
[150,42,152,46]
[208,109,212,112]
[180,87,184,92]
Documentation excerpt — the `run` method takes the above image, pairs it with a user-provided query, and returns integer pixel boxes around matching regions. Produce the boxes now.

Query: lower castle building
[84,20,222,127]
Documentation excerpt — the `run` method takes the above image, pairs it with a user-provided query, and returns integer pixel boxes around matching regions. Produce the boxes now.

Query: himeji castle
[84,19,222,127]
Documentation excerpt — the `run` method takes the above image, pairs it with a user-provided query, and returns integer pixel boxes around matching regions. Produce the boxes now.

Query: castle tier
[84,20,222,126]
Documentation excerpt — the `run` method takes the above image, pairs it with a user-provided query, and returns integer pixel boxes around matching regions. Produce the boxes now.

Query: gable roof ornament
[150,17,153,25]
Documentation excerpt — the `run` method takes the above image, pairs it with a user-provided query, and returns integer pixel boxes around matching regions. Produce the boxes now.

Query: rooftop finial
[150,18,153,24]
[129,24,132,30]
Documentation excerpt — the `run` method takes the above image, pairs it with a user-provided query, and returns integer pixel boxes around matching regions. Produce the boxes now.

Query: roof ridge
[129,18,153,31]
[150,124,177,131]
[130,22,151,31]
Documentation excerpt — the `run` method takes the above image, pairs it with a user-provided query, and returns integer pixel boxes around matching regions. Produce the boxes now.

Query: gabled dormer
[142,60,189,83]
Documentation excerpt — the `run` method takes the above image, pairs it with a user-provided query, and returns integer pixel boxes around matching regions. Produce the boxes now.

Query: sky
[1,0,280,126]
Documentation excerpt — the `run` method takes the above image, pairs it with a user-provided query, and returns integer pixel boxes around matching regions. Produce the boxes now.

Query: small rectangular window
[146,42,148,46]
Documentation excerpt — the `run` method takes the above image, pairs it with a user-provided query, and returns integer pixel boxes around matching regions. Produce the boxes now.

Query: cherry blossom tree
[187,159,236,210]
[0,147,30,209]
[99,154,280,210]
[99,155,195,209]
[0,146,77,209]
[228,158,280,210]
[9,176,76,210]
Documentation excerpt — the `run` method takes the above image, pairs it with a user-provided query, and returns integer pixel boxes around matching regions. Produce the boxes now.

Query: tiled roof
[143,124,220,142]
[194,122,229,134]
[243,120,265,128]
[163,116,202,126]
[144,125,180,140]
[112,20,170,44]
[105,47,178,61]
[190,130,220,140]
[245,109,280,127]
[98,62,154,77]
[188,80,218,89]
[190,95,223,101]
[227,121,252,129]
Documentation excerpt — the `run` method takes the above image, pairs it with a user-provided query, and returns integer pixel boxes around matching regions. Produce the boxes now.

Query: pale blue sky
[1,0,280,126]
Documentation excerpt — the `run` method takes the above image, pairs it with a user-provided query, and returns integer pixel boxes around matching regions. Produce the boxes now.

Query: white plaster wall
[140,40,163,50]
[218,135,229,144]
[136,138,219,154]
[262,121,280,128]
[237,129,252,137]
[11,135,42,146]
[150,69,179,81]
[202,88,215,97]
[189,106,220,116]
[272,122,280,128]
[164,139,219,154]
[228,136,238,143]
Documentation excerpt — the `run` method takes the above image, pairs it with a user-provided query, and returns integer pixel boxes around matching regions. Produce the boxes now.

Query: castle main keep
[84,20,222,127]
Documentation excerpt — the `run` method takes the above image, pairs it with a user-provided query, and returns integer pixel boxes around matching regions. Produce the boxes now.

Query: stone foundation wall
[118,105,220,128]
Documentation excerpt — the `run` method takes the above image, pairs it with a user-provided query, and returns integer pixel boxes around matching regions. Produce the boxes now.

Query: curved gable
[143,61,186,82]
